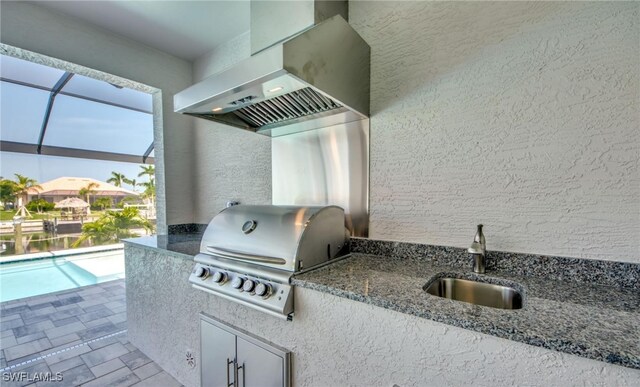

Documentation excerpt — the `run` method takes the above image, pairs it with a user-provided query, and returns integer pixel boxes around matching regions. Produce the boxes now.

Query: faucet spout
[469,225,486,274]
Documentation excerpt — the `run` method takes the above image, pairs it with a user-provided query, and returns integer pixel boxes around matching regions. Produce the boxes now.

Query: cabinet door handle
[226,358,234,387]
[237,362,245,387]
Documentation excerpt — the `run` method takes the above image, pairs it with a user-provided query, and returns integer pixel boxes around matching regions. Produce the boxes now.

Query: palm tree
[106,172,126,187]
[78,182,99,216]
[138,165,155,180]
[79,182,99,204]
[138,164,156,211]
[73,207,154,246]
[123,177,137,192]
[13,174,42,217]
[139,179,155,205]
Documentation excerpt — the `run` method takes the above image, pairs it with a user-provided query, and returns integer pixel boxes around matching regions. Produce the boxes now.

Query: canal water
[0,233,96,255]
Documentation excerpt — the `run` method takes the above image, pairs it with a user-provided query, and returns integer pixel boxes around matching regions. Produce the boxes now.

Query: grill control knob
[195,267,209,279]
[242,279,256,293]
[211,271,226,284]
[255,283,272,298]
[231,277,244,289]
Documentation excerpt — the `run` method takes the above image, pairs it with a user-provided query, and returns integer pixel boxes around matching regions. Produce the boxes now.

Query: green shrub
[26,199,55,212]
[116,195,140,208]
[92,197,113,211]
[73,207,154,246]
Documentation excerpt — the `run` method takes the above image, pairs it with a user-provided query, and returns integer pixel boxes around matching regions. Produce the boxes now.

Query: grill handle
[206,246,287,265]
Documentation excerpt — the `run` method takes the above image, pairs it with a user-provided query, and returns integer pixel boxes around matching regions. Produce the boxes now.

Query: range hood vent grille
[233,87,342,128]
[174,14,369,137]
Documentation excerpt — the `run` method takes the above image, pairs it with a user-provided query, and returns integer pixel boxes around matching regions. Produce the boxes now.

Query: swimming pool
[0,249,125,302]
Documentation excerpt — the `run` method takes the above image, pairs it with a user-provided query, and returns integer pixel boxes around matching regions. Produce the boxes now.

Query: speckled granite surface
[167,223,208,235]
[293,253,640,369]
[123,234,201,260]
[350,238,640,289]
[125,233,640,369]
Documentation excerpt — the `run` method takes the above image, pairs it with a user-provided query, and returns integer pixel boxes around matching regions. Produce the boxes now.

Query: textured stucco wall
[191,33,272,224]
[125,245,640,387]
[350,1,639,262]
[0,1,196,232]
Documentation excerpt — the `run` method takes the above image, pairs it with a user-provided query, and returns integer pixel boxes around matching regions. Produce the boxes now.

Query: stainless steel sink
[424,276,523,310]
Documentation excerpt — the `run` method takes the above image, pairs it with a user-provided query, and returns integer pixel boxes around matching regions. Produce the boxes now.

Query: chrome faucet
[468,224,486,274]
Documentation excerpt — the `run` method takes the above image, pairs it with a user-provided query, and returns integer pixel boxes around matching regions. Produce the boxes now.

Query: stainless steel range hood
[174,7,370,137]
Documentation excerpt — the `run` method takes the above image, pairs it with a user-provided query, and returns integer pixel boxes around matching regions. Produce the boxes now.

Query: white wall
[348,1,640,262]
[0,1,196,232]
[191,33,272,223]
[190,2,639,261]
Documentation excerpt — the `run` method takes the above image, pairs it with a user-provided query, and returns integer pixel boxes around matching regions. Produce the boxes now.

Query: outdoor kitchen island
[124,234,640,387]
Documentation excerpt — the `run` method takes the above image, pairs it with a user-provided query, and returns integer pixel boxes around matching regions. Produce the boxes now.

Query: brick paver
[0,280,182,387]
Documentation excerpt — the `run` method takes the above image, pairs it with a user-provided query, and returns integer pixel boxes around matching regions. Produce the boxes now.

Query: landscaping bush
[92,197,113,211]
[26,199,55,212]
[116,195,140,208]
[73,207,154,246]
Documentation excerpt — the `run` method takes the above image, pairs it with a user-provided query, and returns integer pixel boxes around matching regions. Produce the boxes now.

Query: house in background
[27,176,138,205]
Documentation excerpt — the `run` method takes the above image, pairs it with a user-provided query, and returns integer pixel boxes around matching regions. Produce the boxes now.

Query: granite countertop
[293,253,640,369]
[124,232,639,369]
[123,233,202,259]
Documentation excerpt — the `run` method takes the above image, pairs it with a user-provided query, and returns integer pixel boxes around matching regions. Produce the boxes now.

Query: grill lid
[200,205,349,272]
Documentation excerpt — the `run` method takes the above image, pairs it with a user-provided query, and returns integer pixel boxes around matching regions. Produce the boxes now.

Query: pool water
[0,249,125,302]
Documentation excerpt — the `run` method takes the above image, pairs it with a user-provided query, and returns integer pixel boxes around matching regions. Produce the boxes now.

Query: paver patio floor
[0,279,181,387]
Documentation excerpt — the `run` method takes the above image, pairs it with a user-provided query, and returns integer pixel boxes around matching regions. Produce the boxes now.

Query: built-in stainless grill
[189,205,350,320]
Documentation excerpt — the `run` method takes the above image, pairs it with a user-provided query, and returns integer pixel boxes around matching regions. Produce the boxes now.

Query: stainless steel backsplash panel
[272,120,369,237]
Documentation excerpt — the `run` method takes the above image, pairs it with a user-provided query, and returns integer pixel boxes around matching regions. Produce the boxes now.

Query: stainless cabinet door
[236,336,284,387]
[201,319,237,387]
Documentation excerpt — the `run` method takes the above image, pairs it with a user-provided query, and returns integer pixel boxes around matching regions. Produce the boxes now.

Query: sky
[0,152,151,188]
[0,54,154,188]
[0,82,153,155]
